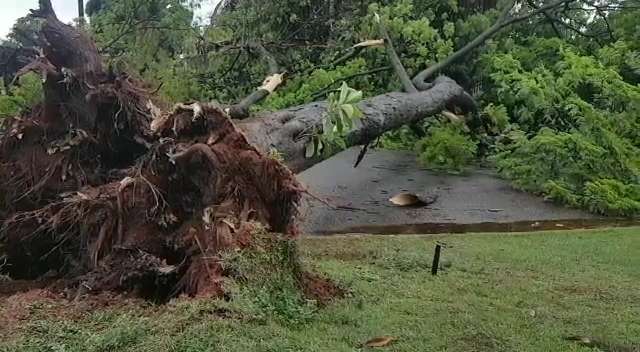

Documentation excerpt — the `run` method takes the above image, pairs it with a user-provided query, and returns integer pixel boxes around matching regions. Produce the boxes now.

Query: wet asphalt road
[297,147,595,234]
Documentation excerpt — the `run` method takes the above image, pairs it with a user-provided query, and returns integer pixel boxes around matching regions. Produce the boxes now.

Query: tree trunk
[238,76,469,172]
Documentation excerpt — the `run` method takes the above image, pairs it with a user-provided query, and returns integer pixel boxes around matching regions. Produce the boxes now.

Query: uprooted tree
[0,0,575,300]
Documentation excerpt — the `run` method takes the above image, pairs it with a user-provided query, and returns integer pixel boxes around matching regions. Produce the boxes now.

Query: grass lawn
[1,227,639,351]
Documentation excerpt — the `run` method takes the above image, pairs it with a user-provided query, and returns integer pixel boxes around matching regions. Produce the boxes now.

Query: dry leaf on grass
[564,336,597,348]
[363,336,396,348]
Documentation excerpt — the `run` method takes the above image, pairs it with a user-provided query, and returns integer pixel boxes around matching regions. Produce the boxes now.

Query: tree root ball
[0,99,305,301]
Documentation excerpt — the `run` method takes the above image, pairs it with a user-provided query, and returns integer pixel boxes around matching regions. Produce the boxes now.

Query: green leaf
[344,113,354,130]
[339,82,349,104]
[344,89,363,104]
[340,104,355,119]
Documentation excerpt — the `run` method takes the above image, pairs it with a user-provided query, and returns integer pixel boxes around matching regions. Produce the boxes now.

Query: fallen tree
[238,75,469,172]
[0,0,475,300]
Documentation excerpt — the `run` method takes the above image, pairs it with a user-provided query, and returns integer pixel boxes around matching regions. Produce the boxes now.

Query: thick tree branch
[210,0,226,25]
[376,14,418,93]
[227,74,284,118]
[412,0,575,90]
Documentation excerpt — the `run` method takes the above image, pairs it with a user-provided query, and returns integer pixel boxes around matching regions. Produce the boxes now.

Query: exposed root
[1,104,304,301]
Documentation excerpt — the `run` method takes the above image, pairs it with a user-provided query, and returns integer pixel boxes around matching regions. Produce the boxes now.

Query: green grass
[2,228,640,351]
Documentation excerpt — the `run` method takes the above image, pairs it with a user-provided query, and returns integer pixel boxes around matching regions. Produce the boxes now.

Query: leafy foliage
[379,122,429,151]
[87,0,198,103]
[306,82,363,158]
[416,121,478,173]
[487,40,640,215]
[264,59,371,110]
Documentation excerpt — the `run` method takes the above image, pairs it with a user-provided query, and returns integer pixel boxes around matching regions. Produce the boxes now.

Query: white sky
[0,0,219,39]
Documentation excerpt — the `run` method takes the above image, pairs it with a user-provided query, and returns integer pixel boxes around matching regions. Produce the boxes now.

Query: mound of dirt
[0,1,322,303]
[299,272,346,306]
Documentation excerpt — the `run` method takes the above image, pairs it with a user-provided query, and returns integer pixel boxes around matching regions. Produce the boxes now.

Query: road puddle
[317,218,640,235]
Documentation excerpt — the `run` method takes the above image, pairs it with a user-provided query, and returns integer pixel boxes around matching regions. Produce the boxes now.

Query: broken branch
[227,42,285,119]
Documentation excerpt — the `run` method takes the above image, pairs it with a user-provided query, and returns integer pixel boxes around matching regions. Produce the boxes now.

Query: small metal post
[431,244,442,275]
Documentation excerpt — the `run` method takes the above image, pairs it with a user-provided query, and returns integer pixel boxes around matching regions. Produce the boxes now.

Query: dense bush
[486,40,640,216]
[416,122,478,173]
